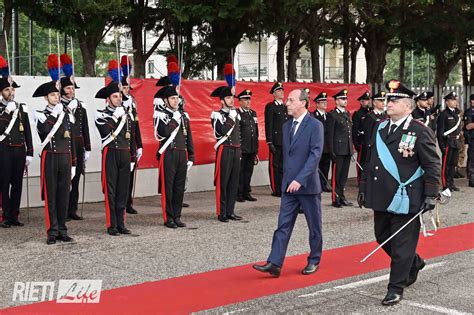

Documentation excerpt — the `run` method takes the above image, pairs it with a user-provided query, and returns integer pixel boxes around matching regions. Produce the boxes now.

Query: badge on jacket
[398,132,416,157]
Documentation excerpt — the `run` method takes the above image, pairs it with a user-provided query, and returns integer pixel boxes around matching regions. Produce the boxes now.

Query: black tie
[389,124,397,135]
[290,121,298,143]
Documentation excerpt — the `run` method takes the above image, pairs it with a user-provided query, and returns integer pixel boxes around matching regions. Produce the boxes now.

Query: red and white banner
[116,79,370,168]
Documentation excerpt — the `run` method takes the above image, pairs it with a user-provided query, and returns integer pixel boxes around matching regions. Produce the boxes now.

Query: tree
[403,1,474,88]
[352,1,403,91]
[167,0,263,79]
[119,0,170,78]
[16,0,128,76]
[0,0,13,59]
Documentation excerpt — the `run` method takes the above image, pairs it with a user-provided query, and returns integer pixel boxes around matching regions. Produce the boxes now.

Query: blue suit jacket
[281,113,324,195]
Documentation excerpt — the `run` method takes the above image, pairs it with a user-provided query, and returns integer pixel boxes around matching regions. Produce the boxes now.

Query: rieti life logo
[12,280,103,303]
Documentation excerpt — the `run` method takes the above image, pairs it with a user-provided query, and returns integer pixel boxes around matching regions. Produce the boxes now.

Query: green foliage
[384,48,461,88]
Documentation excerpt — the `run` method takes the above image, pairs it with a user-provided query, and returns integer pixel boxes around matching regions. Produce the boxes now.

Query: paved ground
[0,177,473,313]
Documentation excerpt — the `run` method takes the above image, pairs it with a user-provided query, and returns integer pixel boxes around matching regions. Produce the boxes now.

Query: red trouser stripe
[442,147,449,188]
[214,146,224,216]
[102,147,111,228]
[159,150,167,223]
[41,151,50,235]
[269,152,275,193]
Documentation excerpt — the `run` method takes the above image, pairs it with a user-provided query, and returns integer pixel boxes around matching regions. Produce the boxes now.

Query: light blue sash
[376,121,424,214]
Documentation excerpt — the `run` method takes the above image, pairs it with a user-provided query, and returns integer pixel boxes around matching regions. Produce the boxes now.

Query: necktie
[389,124,397,135]
[290,121,298,143]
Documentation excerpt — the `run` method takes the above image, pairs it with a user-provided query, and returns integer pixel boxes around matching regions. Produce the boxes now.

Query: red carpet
[2,222,473,314]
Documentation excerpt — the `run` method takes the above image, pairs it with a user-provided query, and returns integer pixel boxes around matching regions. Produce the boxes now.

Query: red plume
[60,54,72,65]
[167,62,180,73]
[223,63,235,76]
[0,56,8,69]
[47,54,59,70]
[167,54,178,64]
[108,60,119,71]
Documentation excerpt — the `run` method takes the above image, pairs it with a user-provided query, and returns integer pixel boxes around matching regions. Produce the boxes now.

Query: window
[148,60,154,74]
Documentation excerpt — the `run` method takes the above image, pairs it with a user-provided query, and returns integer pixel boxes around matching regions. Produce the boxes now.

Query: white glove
[84,151,91,162]
[172,111,182,122]
[136,148,143,161]
[71,166,76,179]
[67,99,78,111]
[52,103,64,117]
[187,161,193,171]
[6,102,16,114]
[113,106,126,119]
[130,162,136,172]
[229,109,237,120]
[25,156,33,167]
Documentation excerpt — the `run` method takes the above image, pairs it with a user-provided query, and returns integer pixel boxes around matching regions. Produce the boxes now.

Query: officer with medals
[411,92,430,126]
[120,56,143,215]
[352,91,371,183]
[358,80,440,306]
[0,56,34,228]
[463,94,474,186]
[236,89,258,202]
[33,54,77,244]
[94,60,135,236]
[154,84,194,228]
[360,91,387,147]
[264,82,289,197]
[327,89,353,207]
[437,91,462,191]
[311,91,332,192]
[59,54,91,221]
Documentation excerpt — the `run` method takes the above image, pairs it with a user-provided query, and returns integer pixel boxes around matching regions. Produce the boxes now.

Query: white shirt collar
[448,106,455,112]
[336,106,346,113]
[373,109,384,115]
[390,114,410,128]
[317,109,326,116]
[293,110,308,124]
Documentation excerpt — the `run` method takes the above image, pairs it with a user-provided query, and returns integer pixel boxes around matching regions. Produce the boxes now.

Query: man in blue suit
[253,89,324,277]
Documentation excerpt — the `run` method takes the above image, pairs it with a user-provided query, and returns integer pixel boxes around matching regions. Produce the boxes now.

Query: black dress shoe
[406,260,425,287]
[244,195,257,201]
[46,236,57,245]
[252,262,281,277]
[57,235,74,242]
[332,200,342,208]
[217,215,229,222]
[68,213,84,221]
[126,207,138,214]
[182,202,190,208]
[271,192,281,197]
[227,214,243,221]
[165,220,178,228]
[469,182,474,187]
[449,185,460,191]
[302,263,319,275]
[340,199,354,206]
[236,195,245,202]
[174,218,186,228]
[1,221,12,228]
[117,227,131,234]
[381,292,403,306]
[107,228,120,236]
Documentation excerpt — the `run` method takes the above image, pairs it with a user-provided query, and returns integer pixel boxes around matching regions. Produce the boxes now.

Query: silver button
[375,166,379,170]
[374,177,378,180]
